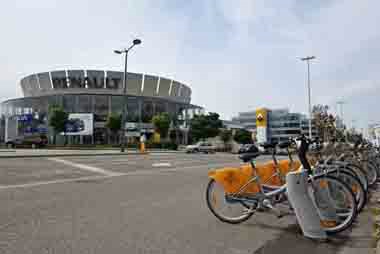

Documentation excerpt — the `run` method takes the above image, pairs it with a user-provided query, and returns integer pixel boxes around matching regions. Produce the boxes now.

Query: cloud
[0,0,380,129]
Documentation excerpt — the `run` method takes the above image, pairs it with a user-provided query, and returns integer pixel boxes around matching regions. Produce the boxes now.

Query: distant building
[232,108,317,143]
[222,120,245,130]
[368,123,380,146]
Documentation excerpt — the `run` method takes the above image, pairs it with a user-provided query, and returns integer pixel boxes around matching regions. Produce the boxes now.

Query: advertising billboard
[125,122,140,137]
[63,114,93,136]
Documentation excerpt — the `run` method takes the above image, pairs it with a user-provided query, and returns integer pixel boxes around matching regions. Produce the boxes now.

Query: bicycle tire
[326,169,366,213]
[308,175,357,235]
[206,179,255,224]
[345,163,369,192]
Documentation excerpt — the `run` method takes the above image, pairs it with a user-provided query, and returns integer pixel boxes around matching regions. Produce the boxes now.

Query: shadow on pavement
[252,224,350,254]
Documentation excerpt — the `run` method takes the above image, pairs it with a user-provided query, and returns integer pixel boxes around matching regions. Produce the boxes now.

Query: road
[0,153,373,253]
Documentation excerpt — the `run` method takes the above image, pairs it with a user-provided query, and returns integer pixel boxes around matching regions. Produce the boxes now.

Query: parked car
[185,142,216,154]
[6,134,48,148]
[238,144,259,154]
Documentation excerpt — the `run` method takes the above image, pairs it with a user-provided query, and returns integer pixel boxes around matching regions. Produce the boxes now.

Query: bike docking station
[286,169,328,240]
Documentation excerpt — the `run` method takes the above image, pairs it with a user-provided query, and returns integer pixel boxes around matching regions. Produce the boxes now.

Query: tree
[220,129,232,144]
[48,105,68,145]
[106,114,122,144]
[152,112,171,140]
[233,129,252,144]
[189,112,223,142]
[312,104,336,141]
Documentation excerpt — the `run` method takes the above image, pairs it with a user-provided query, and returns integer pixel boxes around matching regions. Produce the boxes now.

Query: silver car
[185,142,216,154]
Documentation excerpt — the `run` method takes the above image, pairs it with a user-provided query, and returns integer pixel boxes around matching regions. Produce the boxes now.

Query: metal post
[337,101,345,129]
[121,51,128,152]
[301,56,316,139]
[307,60,312,139]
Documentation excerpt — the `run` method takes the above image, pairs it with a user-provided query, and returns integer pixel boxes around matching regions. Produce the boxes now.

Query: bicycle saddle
[260,142,278,149]
[239,152,261,163]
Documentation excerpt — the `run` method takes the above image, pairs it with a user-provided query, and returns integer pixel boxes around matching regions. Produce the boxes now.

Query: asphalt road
[0,153,373,253]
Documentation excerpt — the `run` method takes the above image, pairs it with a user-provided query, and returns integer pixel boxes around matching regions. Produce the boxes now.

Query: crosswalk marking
[47,158,121,176]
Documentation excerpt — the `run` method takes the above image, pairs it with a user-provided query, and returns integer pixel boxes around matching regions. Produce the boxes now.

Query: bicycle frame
[227,160,288,204]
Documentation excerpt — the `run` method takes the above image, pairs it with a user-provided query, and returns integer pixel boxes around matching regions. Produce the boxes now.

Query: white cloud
[1,0,380,129]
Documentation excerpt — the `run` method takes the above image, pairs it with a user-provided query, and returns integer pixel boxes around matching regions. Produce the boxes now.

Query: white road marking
[152,162,172,167]
[0,175,120,190]
[47,158,121,176]
[0,162,239,190]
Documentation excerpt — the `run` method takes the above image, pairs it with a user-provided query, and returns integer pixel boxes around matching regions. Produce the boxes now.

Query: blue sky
[1,0,379,130]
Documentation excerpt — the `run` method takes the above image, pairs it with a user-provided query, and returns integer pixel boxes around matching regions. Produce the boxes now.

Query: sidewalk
[0,148,182,158]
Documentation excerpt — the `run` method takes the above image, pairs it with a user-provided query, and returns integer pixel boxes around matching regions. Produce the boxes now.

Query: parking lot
[0,153,373,253]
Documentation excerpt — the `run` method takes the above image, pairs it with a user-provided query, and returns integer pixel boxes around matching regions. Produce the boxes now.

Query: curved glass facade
[0,94,202,144]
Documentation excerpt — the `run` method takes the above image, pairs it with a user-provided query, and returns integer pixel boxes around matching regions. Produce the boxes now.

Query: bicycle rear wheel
[308,175,357,235]
[327,169,366,213]
[344,163,369,193]
[363,161,378,187]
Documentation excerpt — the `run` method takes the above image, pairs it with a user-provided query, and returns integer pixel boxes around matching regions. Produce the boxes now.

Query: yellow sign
[256,108,267,127]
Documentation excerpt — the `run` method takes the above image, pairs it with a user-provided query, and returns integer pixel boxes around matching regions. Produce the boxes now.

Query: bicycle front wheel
[308,175,357,235]
[206,179,255,224]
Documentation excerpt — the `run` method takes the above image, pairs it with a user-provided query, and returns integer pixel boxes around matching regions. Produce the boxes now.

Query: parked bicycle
[206,135,358,234]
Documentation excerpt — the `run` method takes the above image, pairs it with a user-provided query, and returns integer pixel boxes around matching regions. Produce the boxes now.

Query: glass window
[126,98,139,122]
[155,101,166,115]
[110,96,123,115]
[78,95,92,113]
[94,95,109,116]
[31,97,49,114]
[62,95,76,113]
[142,100,154,123]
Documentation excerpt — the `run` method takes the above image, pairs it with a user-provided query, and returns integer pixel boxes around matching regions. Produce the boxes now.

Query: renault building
[0,70,202,144]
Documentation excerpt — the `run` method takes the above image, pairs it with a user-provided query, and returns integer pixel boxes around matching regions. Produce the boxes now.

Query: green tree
[233,129,252,144]
[48,105,68,145]
[106,114,122,144]
[220,129,232,144]
[312,104,336,141]
[189,112,223,141]
[152,112,171,140]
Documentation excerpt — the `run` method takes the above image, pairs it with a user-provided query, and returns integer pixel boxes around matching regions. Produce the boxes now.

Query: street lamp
[301,56,316,139]
[114,38,142,152]
[337,100,345,129]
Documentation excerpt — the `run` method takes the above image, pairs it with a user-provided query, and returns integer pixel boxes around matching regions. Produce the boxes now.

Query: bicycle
[206,136,358,234]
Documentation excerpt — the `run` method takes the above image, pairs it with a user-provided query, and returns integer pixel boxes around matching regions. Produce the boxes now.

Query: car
[238,144,259,154]
[65,118,85,133]
[185,142,216,154]
[6,134,48,148]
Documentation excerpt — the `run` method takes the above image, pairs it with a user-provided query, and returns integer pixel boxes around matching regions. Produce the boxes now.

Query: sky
[1,0,379,130]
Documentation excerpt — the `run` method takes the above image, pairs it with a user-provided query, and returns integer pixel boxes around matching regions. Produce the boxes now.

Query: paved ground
[0,153,373,253]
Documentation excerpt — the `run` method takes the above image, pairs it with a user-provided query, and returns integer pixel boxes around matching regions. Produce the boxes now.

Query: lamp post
[337,100,345,129]
[114,38,142,152]
[301,56,316,139]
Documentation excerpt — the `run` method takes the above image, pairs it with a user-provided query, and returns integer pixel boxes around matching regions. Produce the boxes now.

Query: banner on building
[63,113,93,136]
[256,108,268,143]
